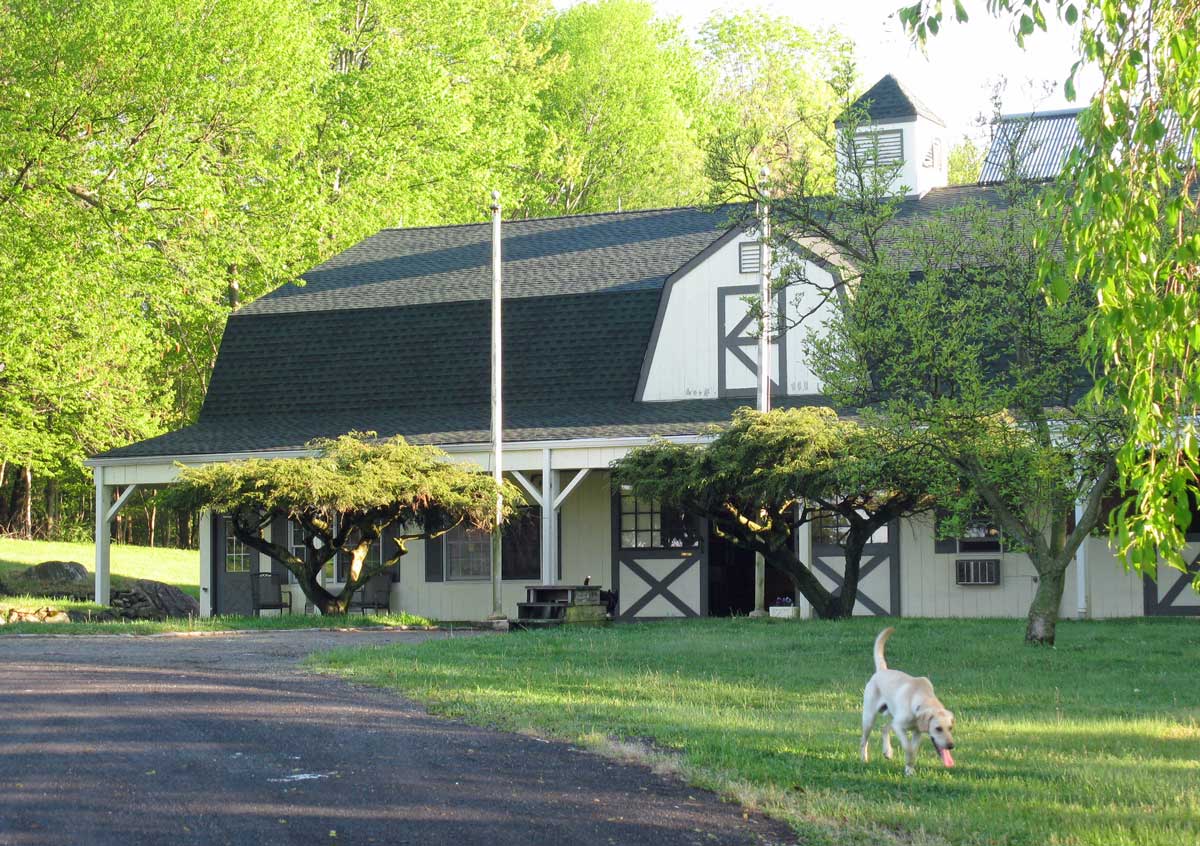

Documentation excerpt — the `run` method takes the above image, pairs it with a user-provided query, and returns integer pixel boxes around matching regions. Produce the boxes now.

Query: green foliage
[751,88,1123,640]
[316,617,1200,846]
[518,0,705,215]
[698,12,854,201]
[612,408,944,618]
[946,135,986,184]
[900,0,1200,580]
[168,433,520,613]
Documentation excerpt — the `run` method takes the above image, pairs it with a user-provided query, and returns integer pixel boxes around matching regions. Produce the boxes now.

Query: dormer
[835,74,948,197]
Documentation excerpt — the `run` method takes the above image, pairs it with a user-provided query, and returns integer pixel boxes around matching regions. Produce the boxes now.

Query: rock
[21,561,89,583]
[110,580,199,620]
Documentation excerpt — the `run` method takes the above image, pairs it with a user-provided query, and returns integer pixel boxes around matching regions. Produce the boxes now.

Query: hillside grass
[0,538,198,596]
[312,616,1200,846]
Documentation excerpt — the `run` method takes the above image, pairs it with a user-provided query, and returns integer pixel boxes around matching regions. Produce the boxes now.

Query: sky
[555,0,1099,144]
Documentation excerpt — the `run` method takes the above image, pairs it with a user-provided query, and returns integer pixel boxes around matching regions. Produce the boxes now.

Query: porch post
[1074,501,1089,619]
[540,449,558,585]
[198,509,213,618]
[93,466,112,606]
[795,511,813,619]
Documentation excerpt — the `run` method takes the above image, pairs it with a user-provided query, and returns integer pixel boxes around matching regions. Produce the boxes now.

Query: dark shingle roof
[242,206,735,316]
[96,208,765,460]
[94,189,1011,463]
[837,74,945,127]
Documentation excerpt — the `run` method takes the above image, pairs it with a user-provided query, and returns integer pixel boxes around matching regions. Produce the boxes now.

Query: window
[445,522,492,580]
[812,510,890,546]
[923,137,943,169]
[224,518,252,573]
[619,491,699,549]
[958,517,1001,553]
[956,558,1001,586]
[738,242,761,274]
[502,506,541,580]
[853,129,904,166]
[329,535,383,583]
[935,512,1003,554]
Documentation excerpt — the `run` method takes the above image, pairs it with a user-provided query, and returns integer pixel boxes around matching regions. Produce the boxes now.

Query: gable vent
[738,242,761,274]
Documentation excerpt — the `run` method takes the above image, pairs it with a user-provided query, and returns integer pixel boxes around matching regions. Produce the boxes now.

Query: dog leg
[881,722,895,760]
[900,730,918,776]
[860,696,878,763]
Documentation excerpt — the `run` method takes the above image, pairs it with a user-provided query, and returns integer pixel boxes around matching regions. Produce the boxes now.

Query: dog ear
[915,706,933,734]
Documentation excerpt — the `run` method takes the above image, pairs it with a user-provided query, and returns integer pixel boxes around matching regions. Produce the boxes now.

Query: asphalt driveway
[0,630,793,845]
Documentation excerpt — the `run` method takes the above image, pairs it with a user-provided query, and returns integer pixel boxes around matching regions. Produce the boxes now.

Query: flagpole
[489,190,505,622]
[751,167,772,618]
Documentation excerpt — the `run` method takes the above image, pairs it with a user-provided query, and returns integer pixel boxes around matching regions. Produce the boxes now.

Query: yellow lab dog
[860,627,956,775]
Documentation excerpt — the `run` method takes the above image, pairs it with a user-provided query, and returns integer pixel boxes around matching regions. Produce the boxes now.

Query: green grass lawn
[0,538,199,596]
[312,617,1200,846]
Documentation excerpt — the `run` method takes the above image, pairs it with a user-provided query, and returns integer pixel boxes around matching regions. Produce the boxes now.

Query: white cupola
[835,74,948,197]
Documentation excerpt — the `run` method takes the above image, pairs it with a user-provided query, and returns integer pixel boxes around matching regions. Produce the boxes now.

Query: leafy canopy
[900,0,1200,578]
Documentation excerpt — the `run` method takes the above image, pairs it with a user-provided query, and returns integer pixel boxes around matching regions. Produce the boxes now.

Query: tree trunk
[177,510,189,549]
[46,477,59,539]
[21,466,32,540]
[1025,556,1068,645]
[148,504,157,548]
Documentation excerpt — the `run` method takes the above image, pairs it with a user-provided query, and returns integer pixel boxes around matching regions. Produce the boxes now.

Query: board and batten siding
[390,470,614,621]
[639,231,834,401]
[897,515,1145,619]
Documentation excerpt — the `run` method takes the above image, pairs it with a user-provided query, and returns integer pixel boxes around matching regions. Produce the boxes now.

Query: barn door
[810,517,900,616]
[212,515,255,616]
[1143,543,1200,616]
[611,490,707,619]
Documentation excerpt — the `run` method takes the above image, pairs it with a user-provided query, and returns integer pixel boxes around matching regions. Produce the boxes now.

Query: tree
[787,98,1125,642]
[697,12,854,202]
[947,136,986,184]
[167,434,520,615]
[612,408,944,619]
[899,0,1200,582]
[517,0,707,216]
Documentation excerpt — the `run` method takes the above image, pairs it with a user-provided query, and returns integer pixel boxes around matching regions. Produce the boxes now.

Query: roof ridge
[377,203,733,234]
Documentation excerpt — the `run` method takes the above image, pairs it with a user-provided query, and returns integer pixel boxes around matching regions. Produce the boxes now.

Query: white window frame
[223,518,252,573]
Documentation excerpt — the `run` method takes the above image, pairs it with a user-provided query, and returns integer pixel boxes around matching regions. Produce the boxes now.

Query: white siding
[838,116,948,198]
[641,233,834,402]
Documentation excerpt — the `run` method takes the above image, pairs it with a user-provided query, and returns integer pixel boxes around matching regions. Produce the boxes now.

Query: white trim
[85,434,715,469]
[554,469,591,509]
[106,484,139,522]
[510,470,543,506]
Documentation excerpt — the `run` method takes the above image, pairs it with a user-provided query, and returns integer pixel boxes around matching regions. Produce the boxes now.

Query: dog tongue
[939,747,955,767]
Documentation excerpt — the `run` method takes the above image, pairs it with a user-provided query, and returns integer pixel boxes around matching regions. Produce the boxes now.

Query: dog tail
[874,626,895,672]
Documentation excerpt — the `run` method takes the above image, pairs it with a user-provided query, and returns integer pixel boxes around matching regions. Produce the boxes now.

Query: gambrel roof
[94,190,1010,462]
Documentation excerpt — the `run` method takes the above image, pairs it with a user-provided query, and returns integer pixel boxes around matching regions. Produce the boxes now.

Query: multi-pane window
[619,491,699,549]
[224,518,252,573]
[811,510,890,546]
[329,536,383,583]
[446,522,492,580]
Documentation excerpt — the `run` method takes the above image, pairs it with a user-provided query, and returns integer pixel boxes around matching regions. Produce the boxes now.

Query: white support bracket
[106,484,139,523]
[553,469,591,510]
[510,471,543,507]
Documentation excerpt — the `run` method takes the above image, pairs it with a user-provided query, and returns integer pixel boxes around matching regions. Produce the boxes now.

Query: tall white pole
[489,191,505,621]
[751,168,772,618]
[757,167,773,415]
